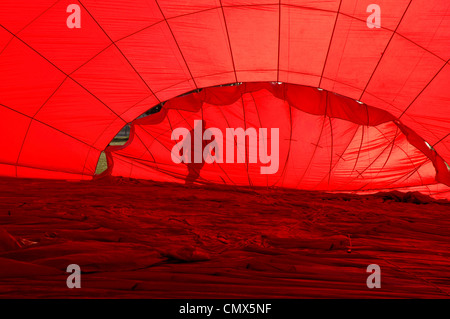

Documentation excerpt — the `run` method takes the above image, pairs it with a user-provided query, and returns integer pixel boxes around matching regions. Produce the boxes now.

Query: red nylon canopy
[106,83,450,198]
[0,1,449,198]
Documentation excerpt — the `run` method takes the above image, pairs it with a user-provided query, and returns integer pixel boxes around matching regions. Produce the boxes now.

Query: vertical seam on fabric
[276,0,282,82]
[219,0,238,83]
[399,58,450,119]
[0,24,127,123]
[359,0,413,101]
[77,0,161,103]
[154,0,198,90]
[318,0,342,88]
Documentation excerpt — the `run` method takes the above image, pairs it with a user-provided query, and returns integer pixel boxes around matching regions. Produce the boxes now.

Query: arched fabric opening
[0,1,449,198]
[105,83,450,199]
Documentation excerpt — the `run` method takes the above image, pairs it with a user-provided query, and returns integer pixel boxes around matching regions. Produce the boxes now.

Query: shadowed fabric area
[0,177,449,298]
[105,83,450,199]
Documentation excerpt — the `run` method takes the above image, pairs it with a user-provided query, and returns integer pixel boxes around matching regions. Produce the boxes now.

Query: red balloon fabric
[105,83,450,198]
[0,1,449,198]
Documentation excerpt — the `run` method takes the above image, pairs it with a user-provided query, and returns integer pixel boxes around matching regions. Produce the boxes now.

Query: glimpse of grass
[95,137,128,175]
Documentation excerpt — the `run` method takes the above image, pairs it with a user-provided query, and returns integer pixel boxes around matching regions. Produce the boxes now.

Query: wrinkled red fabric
[0,1,448,198]
[106,83,450,199]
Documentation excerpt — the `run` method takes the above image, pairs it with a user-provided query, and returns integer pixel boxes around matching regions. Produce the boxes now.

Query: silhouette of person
[182,120,216,185]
